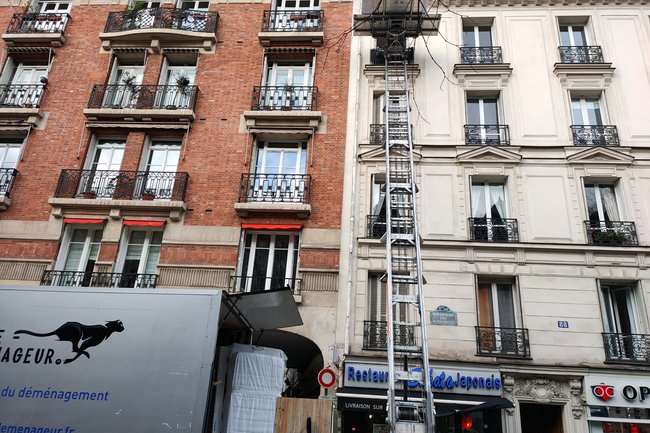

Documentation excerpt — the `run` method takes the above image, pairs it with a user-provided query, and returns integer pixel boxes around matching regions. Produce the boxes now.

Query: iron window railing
[104,8,218,33]
[54,169,189,201]
[585,221,638,246]
[6,12,70,34]
[602,333,650,363]
[367,215,386,238]
[370,124,385,145]
[363,321,417,351]
[558,46,604,64]
[571,125,619,147]
[475,326,530,358]
[0,84,45,108]
[464,124,510,145]
[229,275,301,296]
[460,47,503,64]
[0,168,18,197]
[88,84,199,111]
[469,218,519,243]
[261,10,323,32]
[238,173,311,204]
[251,86,317,111]
[41,270,157,288]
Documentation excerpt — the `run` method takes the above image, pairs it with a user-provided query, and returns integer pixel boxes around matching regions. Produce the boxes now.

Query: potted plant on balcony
[281,83,294,110]
[166,73,191,109]
[142,189,156,201]
[592,229,629,244]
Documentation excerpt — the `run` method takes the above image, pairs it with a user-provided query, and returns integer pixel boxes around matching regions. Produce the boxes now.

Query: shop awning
[336,387,513,417]
[123,220,165,227]
[221,286,303,331]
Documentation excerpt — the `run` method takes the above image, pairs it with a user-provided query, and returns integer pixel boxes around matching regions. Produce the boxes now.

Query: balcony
[475,326,530,358]
[469,218,519,243]
[0,168,18,210]
[571,125,619,147]
[585,221,638,246]
[49,169,188,221]
[99,8,219,52]
[84,84,198,122]
[362,321,416,351]
[0,84,46,126]
[464,124,510,145]
[41,270,157,288]
[244,86,321,129]
[558,46,604,64]
[460,47,503,64]
[235,173,311,217]
[602,333,650,364]
[2,13,69,46]
[259,10,324,46]
[229,275,302,296]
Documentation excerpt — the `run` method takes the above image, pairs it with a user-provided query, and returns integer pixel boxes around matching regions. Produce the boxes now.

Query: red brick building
[0,0,351,395]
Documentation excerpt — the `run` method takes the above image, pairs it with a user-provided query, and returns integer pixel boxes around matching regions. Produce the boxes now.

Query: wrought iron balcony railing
[571,125,619,147]
[558,45,604,64]
[0,168,18,197]
[238,173,311,204]
[363,321,417,351]
[469,218,519,243]
[0,84,45,108]
[6,12,70,34]
[465,124,510,145]
[104,8,218,33]
[585,221,638,246]
[366,215,416,239]
[475,326,530,358]
[88,84,199,111]
[229,275,301,295]
[261,10,323,32]
[460,46,503,64]
[54,169,189,201]
[41,270,157,288]
[251,86,317,111]
[603,333,650,363]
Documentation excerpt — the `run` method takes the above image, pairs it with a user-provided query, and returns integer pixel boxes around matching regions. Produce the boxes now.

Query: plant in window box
[592,229,629,244]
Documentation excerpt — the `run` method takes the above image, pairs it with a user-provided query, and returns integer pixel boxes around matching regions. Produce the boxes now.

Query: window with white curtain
[584,183,620,223]
[599,282,646,360]
[471,181,511,241]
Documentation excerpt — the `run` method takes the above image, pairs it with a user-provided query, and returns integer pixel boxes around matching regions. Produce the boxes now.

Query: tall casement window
[571,96,604,127]
[158,53,197,109]
[104,53,145,108]
[570,93,618,146]
[116,228,162,288]
[476,278,528,357]
[599,282,648,362]
[82,138,126,198]
[559,24,586,47]
[54,225,104,286]
[0,56,49,107]
[0,138,22,194]
[462,25,492,48]
[262,57,314,109]
[583,182,635,245]
[465,94,506,145]
[461,19,501,64]
[272,0,320,30]
[557,18,604,64]
[179,0,209,11]
[470,181,517,242]
[248,141,308,203]
[364,274,386,349]
[237,231,300,293]
[141,139,181,199]
[368,176,386,238]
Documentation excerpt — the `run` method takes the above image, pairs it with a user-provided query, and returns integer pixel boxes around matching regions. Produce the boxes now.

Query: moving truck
[0,286,222,433]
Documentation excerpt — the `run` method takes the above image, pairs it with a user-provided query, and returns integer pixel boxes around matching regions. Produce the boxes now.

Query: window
[237,232,299,293]
[570,93,618,146]
[600,282,647,362]
[559,24,586,47]
[141,140,181,199]
[82,139,126,198]
[0,138,22,194]
[158,55,196,109]
[584,183,620,223]
[36,0,71,13]
[55,226,104,286]
[104,55,145,108]
[116,228,162,287]
[368,176,386,237]
[583,182,636,245]
[364,274,413,349]
[470,181,516,242]
[179,0,208,11]
[476,279,528,357]
[571,96,604,126]
[462,25,492,47]
[272,0,320,29]
[460,19,502,64]
[249,142,307,203]
[465,95,505,144]
[0,59,48,107]
[263,59,313,109]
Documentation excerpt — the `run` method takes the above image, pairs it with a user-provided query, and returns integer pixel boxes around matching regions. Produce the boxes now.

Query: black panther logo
[13,320,124,364]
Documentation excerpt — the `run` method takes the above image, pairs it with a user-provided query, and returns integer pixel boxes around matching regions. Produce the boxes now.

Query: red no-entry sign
[318,368,336,388]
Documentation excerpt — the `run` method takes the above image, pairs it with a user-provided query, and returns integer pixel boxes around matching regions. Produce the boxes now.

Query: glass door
[239,232,299,292]
[119,230,162,287]
[274,0,320,29]
[5,65,48,107]
[477,282,517,354]
[254,143,306,202]
[85,140,125,198]
[60,227,103,286]
[143,142,180,199]
[160,66,196,108]
[471,182,508,241]
[264,62,311,108]
[37,1,70,31]
[106,64,144,108]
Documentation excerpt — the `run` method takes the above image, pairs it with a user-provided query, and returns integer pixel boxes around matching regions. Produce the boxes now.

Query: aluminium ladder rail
[382,31,436,433]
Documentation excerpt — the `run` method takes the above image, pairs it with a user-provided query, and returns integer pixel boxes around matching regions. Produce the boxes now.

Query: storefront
[585,375,650,433]
[337,359,512,433]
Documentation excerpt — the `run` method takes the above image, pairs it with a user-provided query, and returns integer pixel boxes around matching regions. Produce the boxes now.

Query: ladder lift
[354,5,440,433]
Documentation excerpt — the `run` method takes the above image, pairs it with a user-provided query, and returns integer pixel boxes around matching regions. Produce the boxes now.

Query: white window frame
[462,24,493,47]
[253,141,307,175]
[115,227,163,276]
[236,231,300,293]
[0,138,23,170]
[54,225,104,273]
[570,94,606,126]
[600,283,641,335]
[559,23,587,47]
[583,182,622,222]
